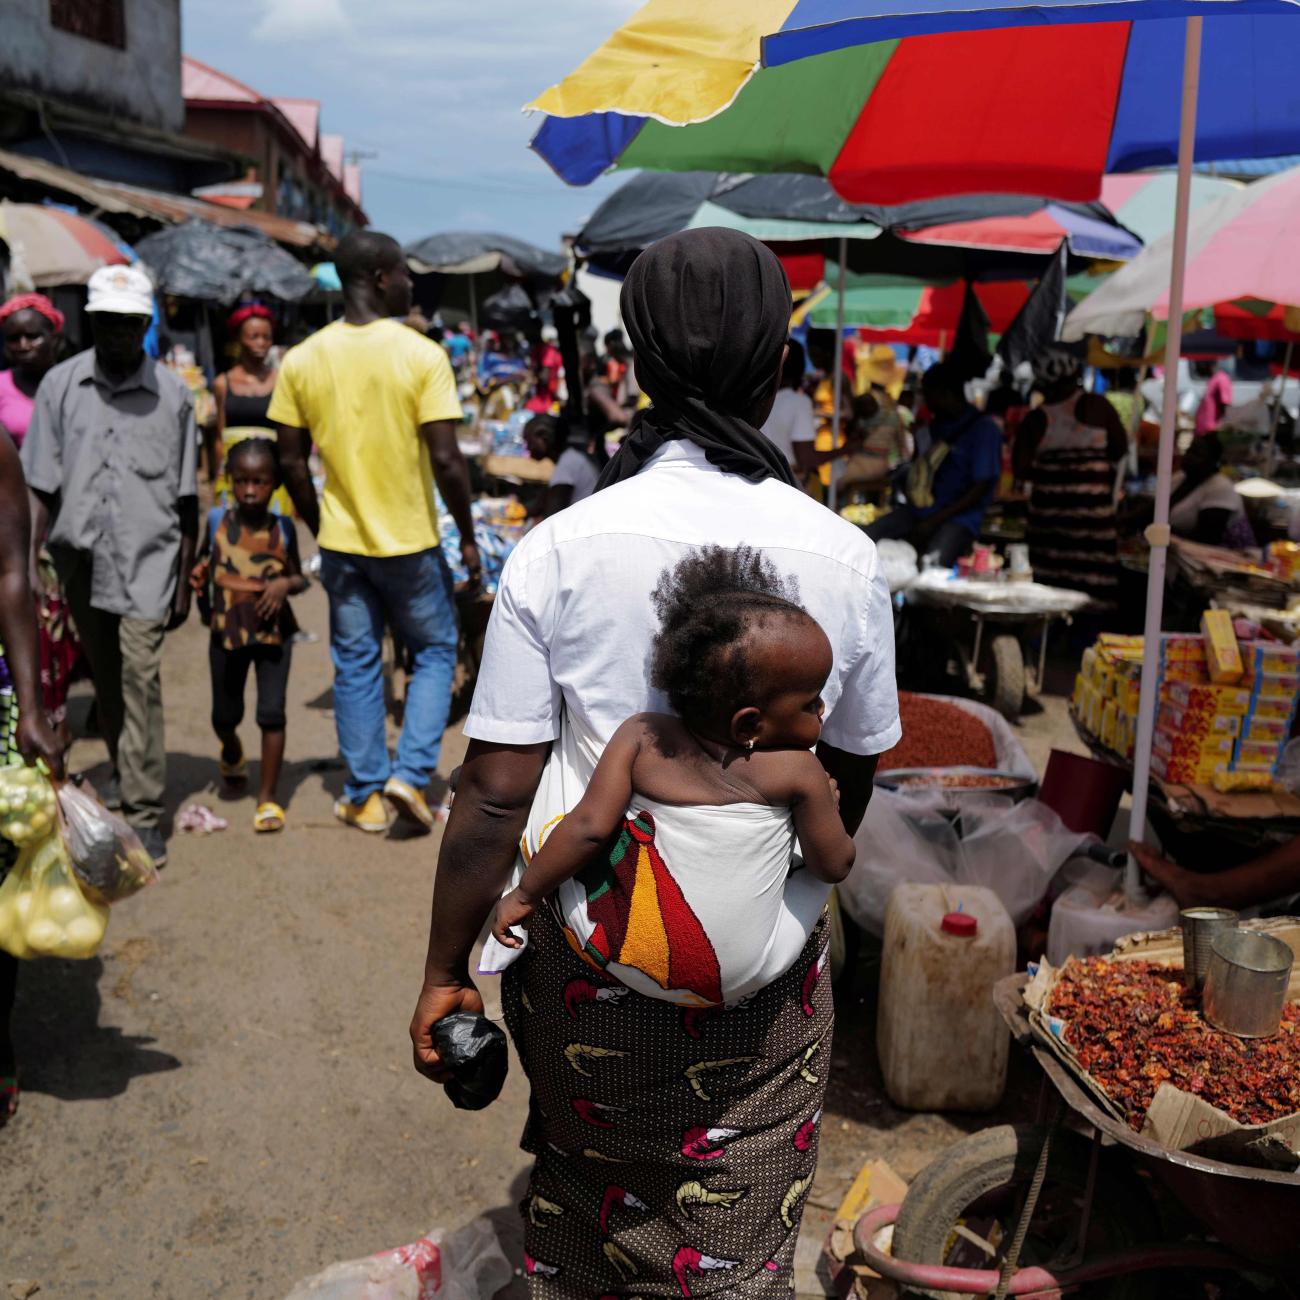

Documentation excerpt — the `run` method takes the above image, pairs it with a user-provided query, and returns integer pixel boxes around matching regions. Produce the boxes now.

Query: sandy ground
[0,574,1092,1299]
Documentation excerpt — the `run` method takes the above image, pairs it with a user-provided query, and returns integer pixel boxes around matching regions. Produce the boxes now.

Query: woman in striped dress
[1017,350,1128,607]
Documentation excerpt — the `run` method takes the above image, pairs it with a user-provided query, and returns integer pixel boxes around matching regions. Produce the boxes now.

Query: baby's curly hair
[651,545,807,728]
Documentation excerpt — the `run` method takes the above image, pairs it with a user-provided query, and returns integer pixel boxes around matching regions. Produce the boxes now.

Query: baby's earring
[746,738,755,751]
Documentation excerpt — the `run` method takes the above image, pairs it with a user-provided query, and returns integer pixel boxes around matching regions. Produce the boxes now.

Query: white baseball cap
[86,263,154,316]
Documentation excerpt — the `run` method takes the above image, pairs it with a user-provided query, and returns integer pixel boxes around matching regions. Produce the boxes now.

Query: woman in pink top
[0,294,63,448]
[1194,360,1234,437]
[0,294,77,742]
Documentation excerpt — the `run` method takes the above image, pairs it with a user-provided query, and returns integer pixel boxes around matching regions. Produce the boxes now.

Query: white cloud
[253,0,350,42]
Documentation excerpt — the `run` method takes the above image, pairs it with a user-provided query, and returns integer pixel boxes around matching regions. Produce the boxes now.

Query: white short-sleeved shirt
[469,440,900,989]
[466,439,900,756]
[761,387,817,467]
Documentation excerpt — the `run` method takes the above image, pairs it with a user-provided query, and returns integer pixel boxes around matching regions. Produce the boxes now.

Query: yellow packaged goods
[1243,641,1300,678]
[1247,695,1297,722]
[1158,633,1207,662]
[1157,703,1240,737]
[1246,671,1299,702]
[1080,646,1097,684]
[1158,661,1209,685]
[1152,751,1229,783]
[1241,714,1290,743]
[1212,770,1275,793]
[1268,541,1300,582]
[1233,738,1283,770]
[1100,699,1118,749]
[1153,727,1234,760]
[1200,609,1244,684]
[1163,681,1251,715]
[1097,633,1144,651]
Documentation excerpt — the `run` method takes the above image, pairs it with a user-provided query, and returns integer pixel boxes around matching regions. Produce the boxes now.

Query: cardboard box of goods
[1247,671,1299,702]
[1158,633,1207,662]
[1154,727,1235,760]
[1246,694,1298,723]
[1081,646,1097,684]
[1243,641,1300,679]
[1200,610,1244,684]
[1153,751,1229,783]
[1241,714,1291,743]
[1113,677,1141,712]
[1164,682,1251,715]
[1157,704,1240,737]
[1233,738,1283,770]
[1157,661,1209,686]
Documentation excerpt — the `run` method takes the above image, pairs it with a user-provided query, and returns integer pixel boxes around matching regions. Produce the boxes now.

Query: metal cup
[1203,930,1294,1038]
[1180,907,1239,992]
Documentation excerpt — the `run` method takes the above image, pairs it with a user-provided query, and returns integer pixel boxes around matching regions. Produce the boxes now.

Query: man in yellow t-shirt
[273,229,478,835]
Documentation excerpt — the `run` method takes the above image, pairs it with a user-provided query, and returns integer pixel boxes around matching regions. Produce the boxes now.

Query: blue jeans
[319,547,458,803]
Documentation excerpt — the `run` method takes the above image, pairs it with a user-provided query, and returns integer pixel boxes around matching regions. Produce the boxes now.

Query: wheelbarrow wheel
[989,634,1025,722]
[892,1123,1158,1300]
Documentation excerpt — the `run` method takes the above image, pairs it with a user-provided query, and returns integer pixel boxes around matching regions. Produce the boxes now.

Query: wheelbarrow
[902,574,1092,723]
[851,973,1300,1297]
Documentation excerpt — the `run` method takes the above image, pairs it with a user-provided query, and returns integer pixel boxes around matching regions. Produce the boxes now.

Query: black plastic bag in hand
[430,1013,509,1110]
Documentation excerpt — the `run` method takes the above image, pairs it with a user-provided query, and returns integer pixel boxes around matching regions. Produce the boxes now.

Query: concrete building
[0,0,235,190]
[182,58,366,237]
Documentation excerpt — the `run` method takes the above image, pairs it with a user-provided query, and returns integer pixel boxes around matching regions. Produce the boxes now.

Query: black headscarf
[595,228,797,490]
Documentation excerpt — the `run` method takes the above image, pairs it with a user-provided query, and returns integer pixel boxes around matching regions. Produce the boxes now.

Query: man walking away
[22,265,198,866]
[273,230,479,835]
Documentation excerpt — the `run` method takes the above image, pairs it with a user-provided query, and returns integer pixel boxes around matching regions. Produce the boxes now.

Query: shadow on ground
[12,954,180,1103]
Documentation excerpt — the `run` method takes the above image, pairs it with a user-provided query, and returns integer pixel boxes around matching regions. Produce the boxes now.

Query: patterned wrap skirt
[501,906,833,1298]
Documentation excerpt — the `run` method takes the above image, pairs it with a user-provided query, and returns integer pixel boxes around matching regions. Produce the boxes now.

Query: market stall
[1071,621,1300,865]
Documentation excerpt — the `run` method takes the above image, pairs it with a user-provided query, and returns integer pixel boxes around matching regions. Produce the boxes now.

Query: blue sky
[180,0,639,248]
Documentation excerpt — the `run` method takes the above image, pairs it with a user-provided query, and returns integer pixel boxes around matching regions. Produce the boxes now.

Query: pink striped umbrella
[0,201,130,288]
[1066,166,1300,339]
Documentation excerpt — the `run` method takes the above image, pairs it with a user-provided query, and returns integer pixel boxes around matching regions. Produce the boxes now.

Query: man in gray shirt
[22,265,198,866]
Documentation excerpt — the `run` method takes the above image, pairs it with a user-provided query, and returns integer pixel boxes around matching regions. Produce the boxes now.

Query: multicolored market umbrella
[576,170,1139,272]
[0,201,131,288]
[804,276,1031,343]
[533,0,1300,896]
[529,1,1300,204]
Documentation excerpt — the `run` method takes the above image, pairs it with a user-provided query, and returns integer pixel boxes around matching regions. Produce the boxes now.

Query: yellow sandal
[253,802,285,833]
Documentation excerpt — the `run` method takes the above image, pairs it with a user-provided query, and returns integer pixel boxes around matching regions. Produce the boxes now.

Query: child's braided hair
[225,435,282,486]
[650,545,806,728]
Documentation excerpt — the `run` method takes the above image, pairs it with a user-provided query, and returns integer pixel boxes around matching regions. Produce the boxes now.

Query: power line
[363,166,576,197]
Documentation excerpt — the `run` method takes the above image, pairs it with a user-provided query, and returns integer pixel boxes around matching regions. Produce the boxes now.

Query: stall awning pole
[828,236,848,515]
[1127,15,1203,899]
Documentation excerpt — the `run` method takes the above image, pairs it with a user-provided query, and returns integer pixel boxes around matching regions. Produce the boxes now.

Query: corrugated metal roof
[181,56,262,105]
[273,97,321,151]
[0,146,332,249]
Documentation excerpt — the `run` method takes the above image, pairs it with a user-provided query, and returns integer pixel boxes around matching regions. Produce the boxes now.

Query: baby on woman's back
[492,545,855,1006]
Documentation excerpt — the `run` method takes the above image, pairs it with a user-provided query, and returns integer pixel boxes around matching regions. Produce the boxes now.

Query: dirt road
[0,577,1088,1298]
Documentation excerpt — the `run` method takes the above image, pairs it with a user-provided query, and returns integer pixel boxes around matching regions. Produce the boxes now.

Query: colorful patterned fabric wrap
[502,905,832,1297]
[208,508,299,651]
[0,643,19,878]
